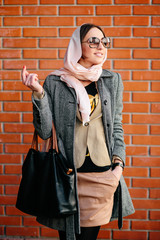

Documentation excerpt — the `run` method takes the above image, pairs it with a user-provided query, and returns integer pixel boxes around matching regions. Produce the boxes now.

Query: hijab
[50,25,107,125]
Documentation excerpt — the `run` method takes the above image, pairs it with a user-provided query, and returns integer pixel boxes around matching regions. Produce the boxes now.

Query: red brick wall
[0,0,160,239]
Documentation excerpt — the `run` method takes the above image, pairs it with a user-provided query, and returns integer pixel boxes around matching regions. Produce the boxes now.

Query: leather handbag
[16,123,77,218]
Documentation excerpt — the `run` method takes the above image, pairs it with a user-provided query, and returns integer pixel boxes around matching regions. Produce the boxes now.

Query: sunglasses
[82,37,110,48]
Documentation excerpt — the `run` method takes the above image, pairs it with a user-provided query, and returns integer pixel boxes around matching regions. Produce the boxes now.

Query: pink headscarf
[50,25,107,125]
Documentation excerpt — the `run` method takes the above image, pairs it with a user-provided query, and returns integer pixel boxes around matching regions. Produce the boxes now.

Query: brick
[122,114,130,124]
[0,28,21,37]
[60,6,94,15]
[151,38,160,48]
[0,92,21,101]
[23,217,41,226]
[115,0,149,2]
[5,186,19,195]
[4,81,30,91]
[124,82,149,91]
[124,135,130,145]
[133,157,160,167]
[23,27,57,37]
[123,103,149,113]
[150,125,160,134]
[126,146,148,156]
[152,60,160,70]
[23,134,34,143]
[23,6,57,15]
[117,71,130,80]
[59,27,78,37]
[113,230,147,240]
[104,27,131,37]
[4,102,32,112]
[124,124,148,134]
[113,38,149,48]
[23,49,57,59]
[114,16,149,26]
[0,6,21,15]
[0,206,4,215]
[133,28,160,37]
[39,38,69,48]
[129,189,148,199]
[0,134,21,143]
[114,60,149,69]
[4,123,34,133]
[39,60,64,69]
[22,92,32,101]
[153,0,160,3]
[77,17,112,26]
[124,167,148,177]
[0,175,20,184]
[5,144,30,154]
[4,0,38,4]
[108,49,131,59]
[151,82,160,91]
[23,113,33,123]
[133,93,160,102]
[78,0,112,3]
[132,221,160,230]
[40,0,74,3]
[96,6,131,15]
[3,39,37,48]
[0,154,21,163]
[4,60,37,69]
[150,189,160,198]
[134,112,151,123]
[6,227,39,237]
[123,93,130,102]
[6,206,26,216]
[0,71,21,80]
[151,147,160,156]
[0,50,21,59]
[5,165,22,174]
[132,71,160,80]
[150,168,160,178]
[0,226,4,236]
[134,6,160,15]
[4,17,38,26]
[40,17,74,26]
[41,227,59,237]
[97,230,111,239]
[105,220,129,229]
[150,232,160,240]
[0,196,16,205]
[151,104,160,113]
[152,16,160,26]
[133,136,160,145]
[133,178,160,188]
[134,50,160,59]
[0,216,21,226]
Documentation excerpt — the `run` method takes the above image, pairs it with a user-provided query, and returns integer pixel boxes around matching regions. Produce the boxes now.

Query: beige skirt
[77,169,119,227]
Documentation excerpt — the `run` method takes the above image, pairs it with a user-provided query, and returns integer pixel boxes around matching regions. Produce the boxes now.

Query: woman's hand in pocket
[111,166,123,182]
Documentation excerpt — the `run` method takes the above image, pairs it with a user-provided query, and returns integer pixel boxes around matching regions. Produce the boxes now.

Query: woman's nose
[97,41,103,49]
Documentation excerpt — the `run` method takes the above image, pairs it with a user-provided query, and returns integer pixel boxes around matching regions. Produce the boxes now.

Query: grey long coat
[32,70,135,240]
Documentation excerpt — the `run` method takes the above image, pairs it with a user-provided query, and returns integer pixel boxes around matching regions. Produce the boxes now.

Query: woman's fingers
[22,66,40,91]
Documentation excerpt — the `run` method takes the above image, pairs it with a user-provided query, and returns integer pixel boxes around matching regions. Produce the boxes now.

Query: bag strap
[31,121,59,153]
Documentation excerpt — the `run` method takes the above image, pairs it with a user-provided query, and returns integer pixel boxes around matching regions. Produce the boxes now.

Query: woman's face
[79,27,107,68]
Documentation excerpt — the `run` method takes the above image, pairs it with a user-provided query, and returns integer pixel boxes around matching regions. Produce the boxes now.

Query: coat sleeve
[112,73,126,165]
[32,76,53,140]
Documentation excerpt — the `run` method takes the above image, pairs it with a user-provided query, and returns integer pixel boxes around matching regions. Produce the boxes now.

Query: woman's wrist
[33,88,44,99]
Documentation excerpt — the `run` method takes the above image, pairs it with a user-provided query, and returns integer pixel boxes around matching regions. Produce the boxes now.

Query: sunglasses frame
[82,37,111,49]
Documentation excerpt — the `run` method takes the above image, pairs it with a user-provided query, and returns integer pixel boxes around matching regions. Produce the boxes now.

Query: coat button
[104,99,108,105]
[84,122,89,126]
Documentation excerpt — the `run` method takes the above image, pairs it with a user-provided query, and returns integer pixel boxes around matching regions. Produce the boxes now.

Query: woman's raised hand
[22,66,43,94]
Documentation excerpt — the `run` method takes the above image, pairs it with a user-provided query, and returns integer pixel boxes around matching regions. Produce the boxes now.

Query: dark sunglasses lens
[102,37,110,47]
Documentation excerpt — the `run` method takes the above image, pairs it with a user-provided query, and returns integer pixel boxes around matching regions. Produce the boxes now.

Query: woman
[22,24,134,240]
